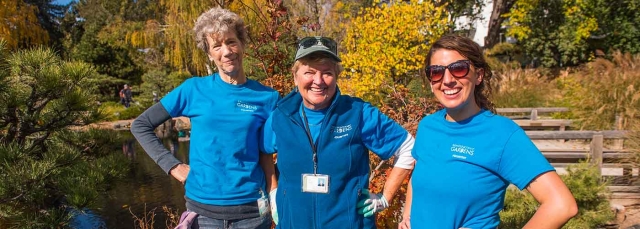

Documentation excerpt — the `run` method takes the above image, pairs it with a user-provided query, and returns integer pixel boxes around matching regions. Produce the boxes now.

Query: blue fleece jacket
[262,89,408,229]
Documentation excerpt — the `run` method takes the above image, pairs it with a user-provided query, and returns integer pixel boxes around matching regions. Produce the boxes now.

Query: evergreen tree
[0,41,129,228]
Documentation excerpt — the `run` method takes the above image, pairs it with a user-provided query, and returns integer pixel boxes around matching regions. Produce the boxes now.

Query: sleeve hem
[517,168,556,190]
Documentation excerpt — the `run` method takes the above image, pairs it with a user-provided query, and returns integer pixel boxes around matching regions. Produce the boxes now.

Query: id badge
[302,174,330,193]
[257,195,269,217]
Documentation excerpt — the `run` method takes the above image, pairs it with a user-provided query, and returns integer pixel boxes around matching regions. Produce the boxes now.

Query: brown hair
[424,34,495,113]
[193,7,248,53]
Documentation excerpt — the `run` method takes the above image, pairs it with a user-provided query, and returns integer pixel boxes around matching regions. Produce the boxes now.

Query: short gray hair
[193,7,248,53]
[291,52,343,77]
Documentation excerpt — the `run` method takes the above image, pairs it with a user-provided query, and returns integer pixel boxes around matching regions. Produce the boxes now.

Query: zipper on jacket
[313,193,318,229]
[312,98,338,229]
[288,94,341,229]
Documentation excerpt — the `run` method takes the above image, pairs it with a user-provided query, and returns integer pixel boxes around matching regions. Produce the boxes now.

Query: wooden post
[590,134,604,175]
[530,109,538,121]
[613,114,624,149]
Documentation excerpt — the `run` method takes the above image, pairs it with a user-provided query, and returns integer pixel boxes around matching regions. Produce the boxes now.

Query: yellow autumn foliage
[562,0,598,45]
[0,0,49,50]
[339,0,449,103]
[123,0,214,74]
[505,0,598,45]
[503,0,536,40]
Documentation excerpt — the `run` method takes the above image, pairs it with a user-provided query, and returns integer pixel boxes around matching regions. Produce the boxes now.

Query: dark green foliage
[586,0,640,55]
[0,43,130,227]
[522,0,591,68]
[60,0,147,100]
[500,162,614,228]
[561,165,614,228]
[508,0,640,68]
[137,70,190,106]
[0,130,130,228]
[499,186,537,227]
[0,46,102,145]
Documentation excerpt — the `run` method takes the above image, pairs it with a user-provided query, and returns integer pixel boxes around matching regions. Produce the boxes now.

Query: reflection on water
[71,208,107,229]
[122,138,136,161]
[76,132,189,229]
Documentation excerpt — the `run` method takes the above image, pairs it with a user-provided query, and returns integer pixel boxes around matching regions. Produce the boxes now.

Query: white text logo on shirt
[331,124,352,139]
[236,101,259,112]
[450,144,475,159]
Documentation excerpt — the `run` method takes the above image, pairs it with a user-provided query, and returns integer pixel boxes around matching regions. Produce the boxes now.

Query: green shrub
[99,101,145,121]
[119,105,145,120]
[500,162,614,228]
[0,129,130,227]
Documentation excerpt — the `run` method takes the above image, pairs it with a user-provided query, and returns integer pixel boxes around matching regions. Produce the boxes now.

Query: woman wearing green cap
[260,36,415,228]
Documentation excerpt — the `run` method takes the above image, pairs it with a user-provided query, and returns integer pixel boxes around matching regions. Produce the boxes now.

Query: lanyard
[300,108,318,175]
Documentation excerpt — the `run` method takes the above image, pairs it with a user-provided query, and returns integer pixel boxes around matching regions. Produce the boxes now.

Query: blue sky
[53,0,75,5]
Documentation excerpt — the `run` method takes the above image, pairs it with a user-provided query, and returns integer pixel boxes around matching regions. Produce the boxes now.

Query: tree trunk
[485,0,515,49]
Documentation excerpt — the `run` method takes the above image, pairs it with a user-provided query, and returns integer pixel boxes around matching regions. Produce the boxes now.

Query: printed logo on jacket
[331,124,352,139]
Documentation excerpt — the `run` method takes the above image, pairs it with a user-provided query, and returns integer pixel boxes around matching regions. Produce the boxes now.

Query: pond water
[73,132,189,229]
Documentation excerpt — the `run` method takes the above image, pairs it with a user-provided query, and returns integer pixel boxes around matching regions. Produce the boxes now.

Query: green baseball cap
[295,36,341,62]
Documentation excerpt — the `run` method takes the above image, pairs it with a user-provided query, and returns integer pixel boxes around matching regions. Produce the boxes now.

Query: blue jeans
[192,214,272,229]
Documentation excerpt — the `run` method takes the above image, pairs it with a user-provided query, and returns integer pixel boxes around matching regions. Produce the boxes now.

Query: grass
[99,101,145,121]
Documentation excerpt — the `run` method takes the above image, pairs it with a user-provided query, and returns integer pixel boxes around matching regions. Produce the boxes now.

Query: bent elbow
[557,198,578,221]
[566,201,578,219]
[130,117,149,138]
[542,198,578,222]
[130,118,141,135]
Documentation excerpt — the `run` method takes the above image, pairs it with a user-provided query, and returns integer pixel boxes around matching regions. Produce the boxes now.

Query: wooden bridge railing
[525,130,630,175]
[497,107,569,120]
[498,107,572,130]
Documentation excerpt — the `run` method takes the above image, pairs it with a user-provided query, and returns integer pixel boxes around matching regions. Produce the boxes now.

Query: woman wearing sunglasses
[260,36,415,228]
[131,7,278,228]
[399,34,577,229]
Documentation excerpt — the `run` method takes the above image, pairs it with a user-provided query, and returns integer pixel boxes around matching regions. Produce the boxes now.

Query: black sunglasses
[298,37,338,55]
[425,60,473,82]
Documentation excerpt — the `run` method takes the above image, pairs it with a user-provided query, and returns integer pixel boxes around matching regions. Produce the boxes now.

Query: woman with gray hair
[260,36,415,228]
[131,7,279,228]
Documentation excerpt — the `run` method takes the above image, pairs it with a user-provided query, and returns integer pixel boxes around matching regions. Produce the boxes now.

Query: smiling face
[206,30,244,77]
[294,58,338,110]
[429,49,483,119]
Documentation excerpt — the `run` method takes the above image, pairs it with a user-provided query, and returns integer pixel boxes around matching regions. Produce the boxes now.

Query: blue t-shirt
[301,106,327,143]
[410,109,554,229]
[161,74,279,206]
